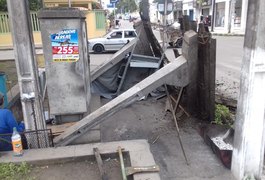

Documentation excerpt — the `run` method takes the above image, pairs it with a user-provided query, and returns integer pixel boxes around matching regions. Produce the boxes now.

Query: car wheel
[93,44,104,53]
[51,119,57,125]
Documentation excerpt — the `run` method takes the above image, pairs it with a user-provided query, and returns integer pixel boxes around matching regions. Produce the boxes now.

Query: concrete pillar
[224,0,230,33]
[231,0,265,179]
[197,24,216,121]
[6,0,46,131]
[240,0,248,34]
[182,30,198,115]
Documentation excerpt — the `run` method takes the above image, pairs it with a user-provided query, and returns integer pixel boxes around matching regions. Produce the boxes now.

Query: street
[215,36,244,101]
[89,22,244,101]
[0,20,244,101]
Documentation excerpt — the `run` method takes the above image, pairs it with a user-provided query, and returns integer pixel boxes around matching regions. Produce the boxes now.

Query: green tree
[29,0,42,11]
[0,0,41,12]
[116,0,138,14]
[0,0,7,11]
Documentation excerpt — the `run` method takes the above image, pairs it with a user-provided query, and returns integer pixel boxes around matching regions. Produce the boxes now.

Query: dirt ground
[29,157,132,180]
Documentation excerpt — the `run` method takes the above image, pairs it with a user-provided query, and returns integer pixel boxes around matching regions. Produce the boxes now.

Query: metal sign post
[157,0,173,54]
[110,0,119,18]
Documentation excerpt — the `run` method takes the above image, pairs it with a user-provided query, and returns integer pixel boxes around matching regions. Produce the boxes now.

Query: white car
[88,29,137,53]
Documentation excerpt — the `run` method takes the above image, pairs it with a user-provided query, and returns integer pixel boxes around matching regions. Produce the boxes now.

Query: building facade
[0,0,107,47]
[181,0,248,34]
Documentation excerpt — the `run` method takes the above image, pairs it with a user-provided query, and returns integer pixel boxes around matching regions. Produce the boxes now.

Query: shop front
[213,0,247,34]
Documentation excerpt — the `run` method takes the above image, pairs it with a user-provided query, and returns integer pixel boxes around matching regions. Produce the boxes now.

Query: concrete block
[183,30,198,45]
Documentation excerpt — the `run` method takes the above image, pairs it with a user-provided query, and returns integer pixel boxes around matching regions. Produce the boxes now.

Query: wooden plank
[47,122,76,135]
[93,148,108,180]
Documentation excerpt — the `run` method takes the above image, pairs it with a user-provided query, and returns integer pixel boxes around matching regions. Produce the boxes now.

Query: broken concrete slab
[0,139,160,180]
[91,38,137,81]
[54,57,189,146]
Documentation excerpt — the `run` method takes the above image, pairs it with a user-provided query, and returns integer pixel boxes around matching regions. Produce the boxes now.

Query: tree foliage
[115,0,138,14]
[0,0,7,11]
[0,0,41,12]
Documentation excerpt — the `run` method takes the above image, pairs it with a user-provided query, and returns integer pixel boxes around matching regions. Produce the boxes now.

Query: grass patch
[214,104,233,127]
[0,162,32,180]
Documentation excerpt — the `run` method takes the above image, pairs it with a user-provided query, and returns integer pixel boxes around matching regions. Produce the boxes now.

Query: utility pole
[6,0,46,132]
[162,0,168,53]
[231,0,265,179]
[211,0,215,32]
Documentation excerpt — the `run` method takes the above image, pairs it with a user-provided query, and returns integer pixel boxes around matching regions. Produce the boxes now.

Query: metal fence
[0,129,54,151]
[0,11,40,33]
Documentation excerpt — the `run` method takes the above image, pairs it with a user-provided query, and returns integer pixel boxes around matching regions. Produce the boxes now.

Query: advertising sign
[50,29,79,62]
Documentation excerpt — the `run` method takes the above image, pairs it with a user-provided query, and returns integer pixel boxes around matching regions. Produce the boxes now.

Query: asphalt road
[214,36,244,100]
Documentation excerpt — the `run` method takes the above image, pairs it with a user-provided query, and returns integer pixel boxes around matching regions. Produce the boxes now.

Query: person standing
[0,92,25,151]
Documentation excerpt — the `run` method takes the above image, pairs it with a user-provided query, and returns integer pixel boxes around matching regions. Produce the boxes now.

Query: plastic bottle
[11,127,23,156]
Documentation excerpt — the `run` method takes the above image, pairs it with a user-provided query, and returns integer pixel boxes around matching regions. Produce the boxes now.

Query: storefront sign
[51,29,79,62]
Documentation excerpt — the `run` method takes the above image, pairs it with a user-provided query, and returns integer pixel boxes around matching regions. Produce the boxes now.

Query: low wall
[0,11,106,48]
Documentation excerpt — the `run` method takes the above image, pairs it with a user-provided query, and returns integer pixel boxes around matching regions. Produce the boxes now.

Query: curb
[212,33,244,37]
[0,45,43,51]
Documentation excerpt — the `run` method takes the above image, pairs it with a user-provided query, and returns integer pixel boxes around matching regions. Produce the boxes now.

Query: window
[215,2,225,27]
[124,31,136,38]
[110,31,122,39]
[234,0,242,27]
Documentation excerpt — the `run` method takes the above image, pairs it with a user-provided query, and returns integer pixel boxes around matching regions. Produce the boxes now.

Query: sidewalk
[0,49,43,61]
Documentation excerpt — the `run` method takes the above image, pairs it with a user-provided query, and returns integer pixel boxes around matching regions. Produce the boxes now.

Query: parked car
[88,29,137,53]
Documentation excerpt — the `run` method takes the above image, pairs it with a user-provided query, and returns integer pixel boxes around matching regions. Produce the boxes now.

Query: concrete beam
[231,0,265,179]
[91,38,137,81]
[54,56,189,146]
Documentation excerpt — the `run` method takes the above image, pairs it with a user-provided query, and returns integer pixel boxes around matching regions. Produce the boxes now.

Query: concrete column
[231,0,265,179]
[240,0,248,34]
[224,0,230,33]
[182,30,198,115]
[197,24,216,121]
[6,0,46,131]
